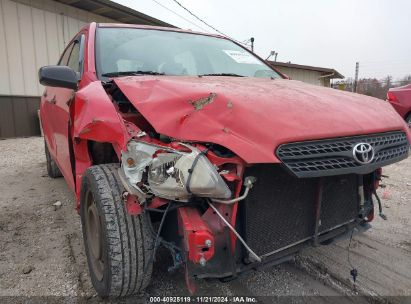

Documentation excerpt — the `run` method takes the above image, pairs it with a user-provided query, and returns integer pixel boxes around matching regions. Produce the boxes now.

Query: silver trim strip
[208,202,262,263]
[260,219,356,258]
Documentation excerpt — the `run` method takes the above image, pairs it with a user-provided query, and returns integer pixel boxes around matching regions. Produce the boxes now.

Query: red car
[387,84,411,128]
[38,23,410,297]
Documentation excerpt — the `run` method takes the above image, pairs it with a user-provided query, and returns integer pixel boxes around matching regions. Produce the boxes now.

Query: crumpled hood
[114,76,410,163]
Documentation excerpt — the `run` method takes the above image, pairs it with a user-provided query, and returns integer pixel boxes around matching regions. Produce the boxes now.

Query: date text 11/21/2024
[149,296,258,303]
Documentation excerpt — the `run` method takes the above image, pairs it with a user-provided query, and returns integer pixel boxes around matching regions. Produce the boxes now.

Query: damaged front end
[119,140,233,202]
[116,135,257,293]
[115,134,402,294]
[91,79,409,294]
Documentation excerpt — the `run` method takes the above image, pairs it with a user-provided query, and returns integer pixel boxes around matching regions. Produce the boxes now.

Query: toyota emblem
[352,143,375,164]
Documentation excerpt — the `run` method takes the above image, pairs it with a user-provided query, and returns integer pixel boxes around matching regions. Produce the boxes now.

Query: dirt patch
[300,155,411,302]
[0,138,80,297]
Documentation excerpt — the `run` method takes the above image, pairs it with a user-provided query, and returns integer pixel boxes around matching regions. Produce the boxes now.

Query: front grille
[242,165,358,257]
[277,131,409,178]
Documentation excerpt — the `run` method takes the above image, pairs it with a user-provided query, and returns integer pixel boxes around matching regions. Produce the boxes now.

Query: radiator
[242,164,359,257]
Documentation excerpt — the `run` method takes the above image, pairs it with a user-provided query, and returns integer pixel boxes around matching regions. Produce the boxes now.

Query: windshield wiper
[198,73,245,77]
[101,70,165,77]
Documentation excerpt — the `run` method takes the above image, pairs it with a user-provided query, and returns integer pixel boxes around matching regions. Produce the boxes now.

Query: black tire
[44,140,62,178]
[406,113,411,129]
[80,164,154,297]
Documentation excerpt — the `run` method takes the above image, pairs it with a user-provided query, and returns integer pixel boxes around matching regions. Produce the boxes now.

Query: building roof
[54,0,175,28]
[268,61,344,79]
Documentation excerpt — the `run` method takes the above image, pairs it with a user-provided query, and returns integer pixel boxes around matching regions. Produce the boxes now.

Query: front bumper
[190,219,365,280]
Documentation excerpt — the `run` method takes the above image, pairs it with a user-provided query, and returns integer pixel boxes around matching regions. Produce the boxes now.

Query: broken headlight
[121,141,231,201]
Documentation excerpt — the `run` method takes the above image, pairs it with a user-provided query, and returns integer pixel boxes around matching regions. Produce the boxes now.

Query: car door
[41,43,73,161]
[42,35,85,191]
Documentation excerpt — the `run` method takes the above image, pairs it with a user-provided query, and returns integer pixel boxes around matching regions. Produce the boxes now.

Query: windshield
[95,27,281,79]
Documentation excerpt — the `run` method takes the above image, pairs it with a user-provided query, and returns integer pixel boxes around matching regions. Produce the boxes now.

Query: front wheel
[80,164,154,297]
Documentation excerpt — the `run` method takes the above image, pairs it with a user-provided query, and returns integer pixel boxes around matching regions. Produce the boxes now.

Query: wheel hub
[85,191,104,281]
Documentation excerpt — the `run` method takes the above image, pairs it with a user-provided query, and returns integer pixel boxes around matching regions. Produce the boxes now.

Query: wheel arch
[73,139,121,210]
[70,81,132,206]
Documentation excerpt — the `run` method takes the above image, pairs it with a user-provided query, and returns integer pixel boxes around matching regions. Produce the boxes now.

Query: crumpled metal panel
[113,76,411,164]
[73,81,129,147]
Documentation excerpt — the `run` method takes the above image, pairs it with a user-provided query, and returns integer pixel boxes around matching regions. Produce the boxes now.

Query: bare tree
[399,75,411,86]
[334,74,411,100]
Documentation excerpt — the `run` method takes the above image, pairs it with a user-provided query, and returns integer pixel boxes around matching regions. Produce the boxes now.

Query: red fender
[71,81,131,203]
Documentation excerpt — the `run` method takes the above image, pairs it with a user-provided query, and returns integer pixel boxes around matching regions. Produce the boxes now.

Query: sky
[113,0,411,80]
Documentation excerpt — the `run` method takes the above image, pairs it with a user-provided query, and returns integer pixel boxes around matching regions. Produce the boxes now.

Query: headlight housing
[121,141,231,201]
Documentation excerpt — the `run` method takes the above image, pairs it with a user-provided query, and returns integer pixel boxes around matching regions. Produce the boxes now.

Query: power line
[360,58,411,64]
[360,68,411,73]
[336,80,410,85]
[360,62,411,66]
[151,0,209,32]
[360,64,411,69]
[170,0,231,38]
[361,64,411,69]
[242,38,252,46]
[155,0,252,49]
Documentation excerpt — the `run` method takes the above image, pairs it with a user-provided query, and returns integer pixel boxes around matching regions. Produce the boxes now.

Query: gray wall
[0,0,116,97]
[0,96,40,138]
[0,0,116,138]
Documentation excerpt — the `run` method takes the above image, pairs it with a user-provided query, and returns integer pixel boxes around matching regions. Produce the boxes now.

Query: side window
[59,34,85,75]
[58,44,74,66]
[67,42,80,73]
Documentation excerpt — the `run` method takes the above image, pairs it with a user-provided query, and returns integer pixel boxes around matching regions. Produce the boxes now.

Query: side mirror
[39,65,78,90]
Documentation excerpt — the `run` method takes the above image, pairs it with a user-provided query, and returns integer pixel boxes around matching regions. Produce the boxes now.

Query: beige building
[0,0,172,138]
[268,61,344,87]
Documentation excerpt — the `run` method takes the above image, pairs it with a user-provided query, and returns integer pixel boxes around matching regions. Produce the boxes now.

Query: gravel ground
[0,137,409,303]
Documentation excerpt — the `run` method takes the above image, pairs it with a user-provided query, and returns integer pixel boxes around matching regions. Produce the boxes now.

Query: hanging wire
[347,229,355,270]
[242,38,251,44]
[151,0,209,32]
[153,0,252,47]
[170,0,232,38]
[346,228,359,287]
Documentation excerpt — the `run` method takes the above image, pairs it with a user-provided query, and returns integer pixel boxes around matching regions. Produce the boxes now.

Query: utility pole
[250,37,254,52]
[353,62,359,93]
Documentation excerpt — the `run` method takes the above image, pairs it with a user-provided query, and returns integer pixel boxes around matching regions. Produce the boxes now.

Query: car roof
[96,23,226,40]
